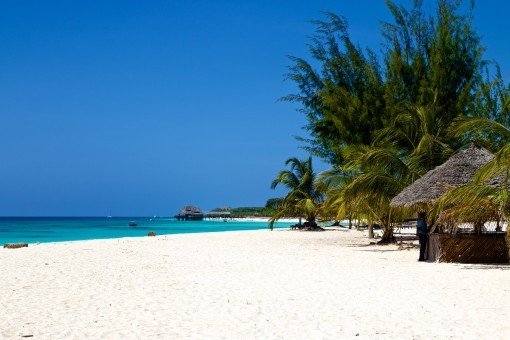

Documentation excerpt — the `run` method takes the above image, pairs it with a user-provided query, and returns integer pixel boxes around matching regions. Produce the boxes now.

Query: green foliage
[210,206,276,218]
[318,144,410,242]
[281,0,510,242]
[434,75,510,238]
[286,1,486,171]
[269,157,324,229]
[431,183,504,233]
[453,69,510,151]
[284,13,388,164]
[383,0,483,125]
[231,207,276,218]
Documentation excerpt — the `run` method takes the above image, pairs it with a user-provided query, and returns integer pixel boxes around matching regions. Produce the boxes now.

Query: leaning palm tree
[321,144,411,243]
[269,157,323,230]
[343,145,411,243]
[317,167,357,228]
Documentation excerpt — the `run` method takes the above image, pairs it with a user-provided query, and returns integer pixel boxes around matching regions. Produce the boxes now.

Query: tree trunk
[378,225,395,244]
[348,217,352,229]
[368,224,374,239]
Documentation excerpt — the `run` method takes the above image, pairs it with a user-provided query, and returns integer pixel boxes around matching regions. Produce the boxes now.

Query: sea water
[0,217,292,245]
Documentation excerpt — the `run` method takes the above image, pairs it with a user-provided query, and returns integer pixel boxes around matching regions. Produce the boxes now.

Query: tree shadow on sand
[356,248,401,253]
[342,243,403,252]
[460,263,510,270]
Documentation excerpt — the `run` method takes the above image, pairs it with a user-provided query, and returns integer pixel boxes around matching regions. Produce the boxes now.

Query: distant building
[204,211,231,219]
[174,205,204,221]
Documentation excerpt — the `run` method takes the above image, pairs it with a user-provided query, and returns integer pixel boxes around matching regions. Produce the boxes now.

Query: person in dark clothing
[416,212,428,261]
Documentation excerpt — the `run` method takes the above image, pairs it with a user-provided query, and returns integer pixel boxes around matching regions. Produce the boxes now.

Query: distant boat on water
[128,221,138,227]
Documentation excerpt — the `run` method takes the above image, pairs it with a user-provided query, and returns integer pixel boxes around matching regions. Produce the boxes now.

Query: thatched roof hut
[205,211,231,219]
[175,205,204,220]
[390,145,494,208]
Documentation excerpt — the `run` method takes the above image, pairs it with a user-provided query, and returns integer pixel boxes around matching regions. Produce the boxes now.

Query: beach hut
[204,211,231,220]
[390,145,494,208]
[390,145,509,263]
[174,205,204,221]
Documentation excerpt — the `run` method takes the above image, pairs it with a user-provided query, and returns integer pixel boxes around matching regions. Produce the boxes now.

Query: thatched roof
[390,145,494,208]
[175,205,203,216]
[205,211,231,217]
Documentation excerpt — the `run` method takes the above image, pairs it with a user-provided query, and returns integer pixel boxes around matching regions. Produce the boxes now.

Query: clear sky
[1,1,509,216]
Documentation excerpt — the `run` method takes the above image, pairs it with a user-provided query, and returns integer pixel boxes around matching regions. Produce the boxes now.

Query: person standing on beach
[417,212,428,261]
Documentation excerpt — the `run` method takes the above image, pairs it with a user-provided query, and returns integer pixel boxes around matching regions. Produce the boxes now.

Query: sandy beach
[1,229,509,339]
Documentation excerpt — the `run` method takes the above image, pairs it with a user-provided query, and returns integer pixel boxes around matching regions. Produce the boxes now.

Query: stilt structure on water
[204,211,232,220]
[174,206,204,221]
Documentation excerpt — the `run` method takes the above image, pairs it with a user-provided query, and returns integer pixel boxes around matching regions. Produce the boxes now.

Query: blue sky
[1,1,509,216]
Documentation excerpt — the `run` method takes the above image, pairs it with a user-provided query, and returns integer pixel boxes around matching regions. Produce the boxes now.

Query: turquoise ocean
[0,217,292,245]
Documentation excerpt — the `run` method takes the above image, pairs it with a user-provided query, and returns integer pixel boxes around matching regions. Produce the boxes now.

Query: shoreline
[2,228,279,248]
[0,218,298,246]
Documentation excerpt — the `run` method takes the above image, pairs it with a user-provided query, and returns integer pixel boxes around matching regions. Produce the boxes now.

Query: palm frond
[451,117,510,141]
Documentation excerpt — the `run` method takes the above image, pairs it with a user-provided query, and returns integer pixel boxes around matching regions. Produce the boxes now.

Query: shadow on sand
[342,243,403,252]
[460,263,510,270]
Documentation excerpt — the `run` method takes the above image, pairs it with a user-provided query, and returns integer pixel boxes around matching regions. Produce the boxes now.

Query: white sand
[1,230,509,339]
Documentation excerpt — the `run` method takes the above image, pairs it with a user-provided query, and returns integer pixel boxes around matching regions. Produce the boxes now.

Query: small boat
[129,221,138,227]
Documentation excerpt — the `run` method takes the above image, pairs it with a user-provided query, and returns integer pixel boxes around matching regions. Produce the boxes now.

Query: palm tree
[343,145,411,243]
[269,157,323,230]
[324,105,454,242]
[450,117,510,239]
[377,104,453,177]
[319,105,457,243]
[320,144,411,243]
[431,183,504,234]
[316,167,356,229]
[453,117,510,182]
